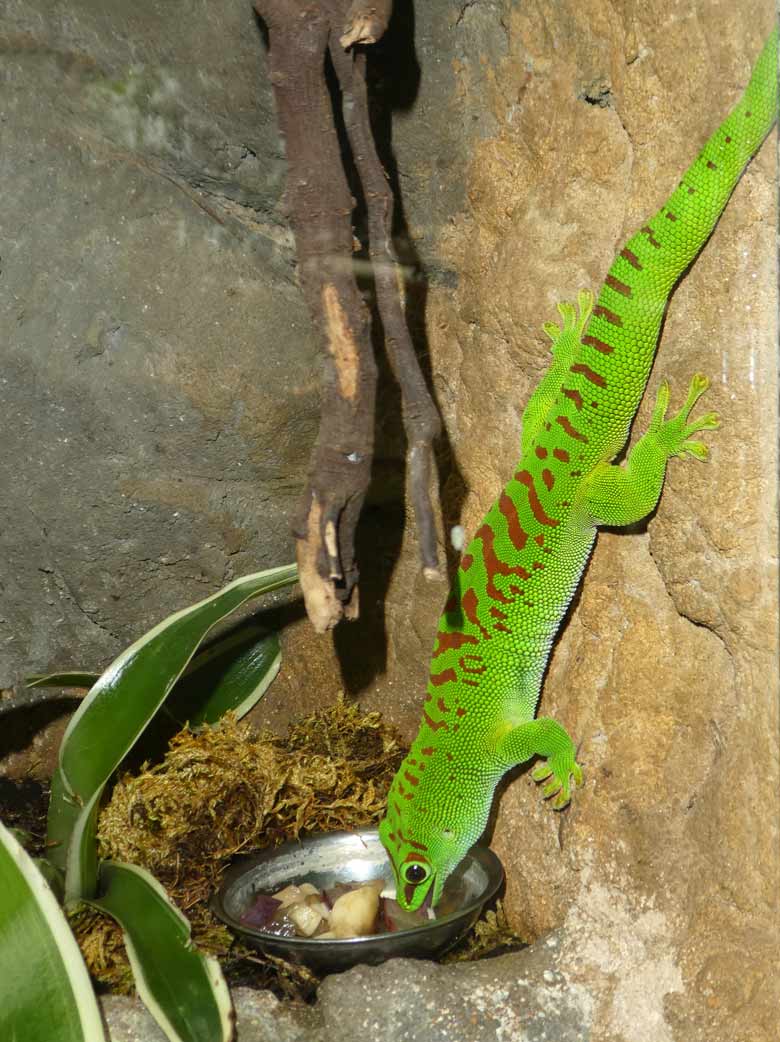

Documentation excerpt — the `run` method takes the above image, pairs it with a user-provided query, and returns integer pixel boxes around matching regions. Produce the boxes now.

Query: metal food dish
[211,828,503,973]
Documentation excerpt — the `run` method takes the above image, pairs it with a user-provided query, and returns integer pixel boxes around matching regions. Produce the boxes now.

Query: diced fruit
[240,894,282,929]
[330,881,383,938]
[288,895,329,936]
[382,898,429,932]
[273,883,318,907]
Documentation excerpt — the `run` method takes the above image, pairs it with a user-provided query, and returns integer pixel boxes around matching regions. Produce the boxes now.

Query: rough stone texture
[101,935,592,1041]
[381,3,779,1042]
[102,988,319,1042]
[0,0,317,699]
[315,939,590,1041]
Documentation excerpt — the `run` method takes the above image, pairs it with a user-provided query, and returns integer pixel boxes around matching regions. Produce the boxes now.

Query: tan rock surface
[382,3,778,1041]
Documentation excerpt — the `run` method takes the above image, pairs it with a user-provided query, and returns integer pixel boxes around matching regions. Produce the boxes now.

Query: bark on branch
[255,0,441,631]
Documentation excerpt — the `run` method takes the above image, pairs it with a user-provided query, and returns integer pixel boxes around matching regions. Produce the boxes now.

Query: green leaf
[88,861,232,1042]
[25,672,101,690]
[165,624,281,727]
[46,565,298,901]
[0,822,106,1042]
[28,626,281,726]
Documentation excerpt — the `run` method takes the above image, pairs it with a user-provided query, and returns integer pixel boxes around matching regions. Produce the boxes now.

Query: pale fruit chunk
[329,879,384,938]
[273,883,319,908]
[287,894,329,937]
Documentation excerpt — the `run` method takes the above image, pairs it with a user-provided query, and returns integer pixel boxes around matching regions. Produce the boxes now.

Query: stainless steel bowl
[211,828,503,972]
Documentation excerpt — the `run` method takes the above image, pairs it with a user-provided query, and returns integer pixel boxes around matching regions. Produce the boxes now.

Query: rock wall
[1,0,317,691]
[381,3,779,1041]
[1,2,777,1040]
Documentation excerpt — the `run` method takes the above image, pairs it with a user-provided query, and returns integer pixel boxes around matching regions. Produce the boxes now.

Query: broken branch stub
[256,0,377,632]
[256,0,442,632]
[339,0,394,48]
[328,39,443,579]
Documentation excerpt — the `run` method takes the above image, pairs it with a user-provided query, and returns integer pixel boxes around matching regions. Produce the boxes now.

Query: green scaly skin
[380,30,778,911]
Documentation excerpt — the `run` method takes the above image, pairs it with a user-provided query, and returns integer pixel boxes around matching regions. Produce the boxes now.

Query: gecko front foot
[530,754,583,810]
[495,717,583,810]
[651,373,720,461]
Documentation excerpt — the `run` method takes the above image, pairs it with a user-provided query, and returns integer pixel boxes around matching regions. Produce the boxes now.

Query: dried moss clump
[85,696,405,996]
[443,901,527,963]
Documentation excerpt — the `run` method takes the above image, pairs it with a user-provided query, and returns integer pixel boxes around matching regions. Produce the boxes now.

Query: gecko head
[379,810,466,912]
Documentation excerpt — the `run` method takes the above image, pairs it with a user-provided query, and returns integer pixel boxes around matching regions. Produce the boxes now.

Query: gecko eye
[402,861,430,885]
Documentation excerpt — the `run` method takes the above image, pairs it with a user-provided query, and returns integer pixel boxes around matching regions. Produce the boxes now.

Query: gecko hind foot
[651,373,720,461]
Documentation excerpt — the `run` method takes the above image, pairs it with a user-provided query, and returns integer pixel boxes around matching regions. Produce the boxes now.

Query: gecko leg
[494,717,583,809]
[521,290,594,455]
[578,374,719,527]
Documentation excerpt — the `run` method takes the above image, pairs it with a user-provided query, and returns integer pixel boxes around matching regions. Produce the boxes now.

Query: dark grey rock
[102,988,321,1042]
[101,934,593,1042]
[0,0,316,688]
[316,935,591,1042]
[0,0,495,697]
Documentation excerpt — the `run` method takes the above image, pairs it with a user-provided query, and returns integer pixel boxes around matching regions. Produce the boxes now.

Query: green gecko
[379,29,778,911]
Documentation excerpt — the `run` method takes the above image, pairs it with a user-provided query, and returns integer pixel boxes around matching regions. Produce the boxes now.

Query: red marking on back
[473,528,532,603]
[562,387,584,410]
[619,248,643,270]
[535,445,548,459]
[433,629,479,658]
[422,709,449,732]
[404,770,420,787]
[430,668,457,687]
[725,135,732,143]
[499,492,528,551]
[553,448,569,463]
[582,334,614,354]
[706,160,716,170]
[398,781,407,796]
[605,274,632,297]
[446,751,454,762]
[534,533,545,546]
[640,225,661,249]
[459,655,486,676]
[532,561,544,570]
[462,679,479,688]
[515,470,560,527]
[665,211,678,221]
[556,416,588,444]
[462,586,492,638]
[592,305,623,326]
[490,606,507,620]
[421,746,435,756]
[456,706,468,717]
[541,468,554,491]
[461,553,474,570]
[437,696,450,713]
[493,622,512,633]
[687,186,695,194]
[571,362,607,388]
